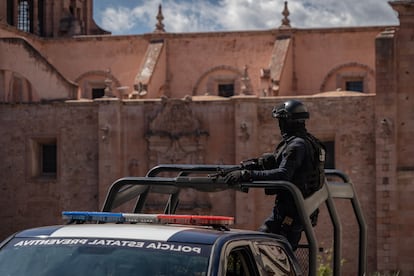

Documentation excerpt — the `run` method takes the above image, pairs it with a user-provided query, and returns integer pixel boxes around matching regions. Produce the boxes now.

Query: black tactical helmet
[272,99,309,121]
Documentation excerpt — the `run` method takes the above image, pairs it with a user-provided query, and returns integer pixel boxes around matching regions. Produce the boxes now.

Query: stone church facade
[0,0,413,274]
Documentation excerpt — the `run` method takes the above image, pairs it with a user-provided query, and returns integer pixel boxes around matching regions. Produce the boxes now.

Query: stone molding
[320,62,375,92]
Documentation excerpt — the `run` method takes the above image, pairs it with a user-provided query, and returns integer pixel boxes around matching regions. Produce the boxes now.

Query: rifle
[207,159,258,179]
[209,154,276,179]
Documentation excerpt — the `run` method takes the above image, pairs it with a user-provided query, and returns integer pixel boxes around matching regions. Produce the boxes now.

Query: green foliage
[317,247,346,276]
[317,247,401,276]
[317,248,401,276]
[317,248,333,276]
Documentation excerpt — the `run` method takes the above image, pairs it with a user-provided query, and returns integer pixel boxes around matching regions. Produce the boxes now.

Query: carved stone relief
[145,96,210,212]
[146,96,209,164]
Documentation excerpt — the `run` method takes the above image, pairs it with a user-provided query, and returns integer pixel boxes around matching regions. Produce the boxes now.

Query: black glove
[258,153,276,169]
[240,158,259,170]
[224,170,251,185]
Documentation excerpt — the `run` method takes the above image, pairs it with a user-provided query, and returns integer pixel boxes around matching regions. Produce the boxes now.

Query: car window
[255,242,295,276]
[226,246,258,276]
[0,237,211,276]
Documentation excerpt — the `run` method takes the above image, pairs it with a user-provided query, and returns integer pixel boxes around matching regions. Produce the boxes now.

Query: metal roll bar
[325,169,367,276]
[101,164,367,276]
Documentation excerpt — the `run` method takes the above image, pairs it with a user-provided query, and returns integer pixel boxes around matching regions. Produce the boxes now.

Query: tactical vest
[303,134,326,197]
[273,133,326,197]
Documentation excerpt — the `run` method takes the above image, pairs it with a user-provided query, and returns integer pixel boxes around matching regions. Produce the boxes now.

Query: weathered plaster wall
[41,35,151,92]
[0,25,384,101]
[0,102,99,235]
[374,2,414,272]
[0,38,77,101]
[0,94,376,275]
[165,31,276,97]
[293,28,380,94]
[393,6,414,273]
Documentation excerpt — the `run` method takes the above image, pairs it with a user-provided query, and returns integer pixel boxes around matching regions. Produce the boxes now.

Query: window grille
[218,83,234,97]
[345,80,363,92]
[17,0,31,32]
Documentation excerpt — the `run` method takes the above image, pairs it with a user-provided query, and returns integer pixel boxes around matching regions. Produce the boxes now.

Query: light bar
[157,214,234,226]
[62,211,124,223]
[62,211,234,226]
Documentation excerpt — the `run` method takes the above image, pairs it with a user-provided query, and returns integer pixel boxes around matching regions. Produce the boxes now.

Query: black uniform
[224,99,325,251]
[251,129,323,250]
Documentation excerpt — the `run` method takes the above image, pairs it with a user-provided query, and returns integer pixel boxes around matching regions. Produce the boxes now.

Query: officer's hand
[224,170,242,185]
[258,153,276,169]
[224,170,251,185]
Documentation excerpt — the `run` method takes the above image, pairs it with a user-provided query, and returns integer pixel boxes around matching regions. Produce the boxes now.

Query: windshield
[0,237,211,276]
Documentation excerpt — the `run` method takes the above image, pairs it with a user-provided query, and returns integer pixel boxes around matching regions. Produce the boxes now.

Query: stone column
[375,27,398,272]
[384,1,414,275]
[233,96,261,229]
[97,98,123,208]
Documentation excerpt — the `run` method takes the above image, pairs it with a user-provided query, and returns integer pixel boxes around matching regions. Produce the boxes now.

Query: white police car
[0,211,302,276]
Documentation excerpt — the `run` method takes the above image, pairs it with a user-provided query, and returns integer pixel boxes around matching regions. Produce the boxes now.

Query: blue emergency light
[62,211,124,223]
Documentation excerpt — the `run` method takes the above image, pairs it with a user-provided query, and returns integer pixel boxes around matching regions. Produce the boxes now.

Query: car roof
[13,223,271,245]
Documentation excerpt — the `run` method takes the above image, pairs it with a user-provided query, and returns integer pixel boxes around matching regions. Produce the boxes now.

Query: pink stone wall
[393,17,414,273]
[164,31,276,97]
[41,36,150,93]
[0,38,77,101]
[375,2,414,271]
[0,94,377,275]
[0,102,99,235]
[294,28,379,94]
[1,25,383,102]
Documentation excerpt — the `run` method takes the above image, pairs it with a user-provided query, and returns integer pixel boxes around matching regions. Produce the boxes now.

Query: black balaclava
[278,118,307,138]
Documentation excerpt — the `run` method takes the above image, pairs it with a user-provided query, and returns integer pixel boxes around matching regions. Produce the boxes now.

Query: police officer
[224,99,325,250]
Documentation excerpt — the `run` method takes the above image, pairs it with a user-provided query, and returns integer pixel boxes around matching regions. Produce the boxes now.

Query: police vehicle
[0,164,366,276]
[0,211,302,275]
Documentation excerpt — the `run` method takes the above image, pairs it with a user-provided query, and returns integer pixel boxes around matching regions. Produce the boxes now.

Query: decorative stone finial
[240,65,251,95]
[155,4,165,33]
[280,1,291,29]
[104,68,114,97]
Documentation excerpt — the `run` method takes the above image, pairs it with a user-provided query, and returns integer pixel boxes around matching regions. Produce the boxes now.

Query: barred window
[17,0,31,32]
[218,83,234,97]
[346,80,363,92]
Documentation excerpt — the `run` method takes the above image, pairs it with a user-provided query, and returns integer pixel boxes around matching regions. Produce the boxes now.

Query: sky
[93,0,400,35]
